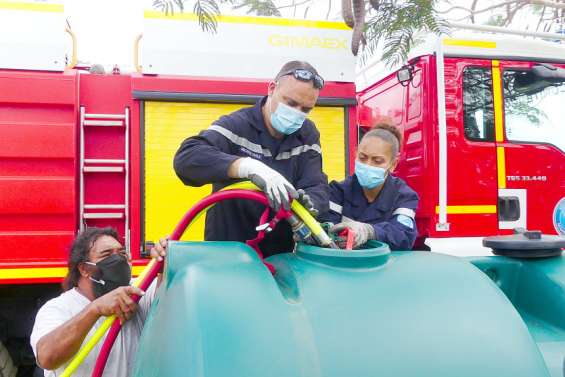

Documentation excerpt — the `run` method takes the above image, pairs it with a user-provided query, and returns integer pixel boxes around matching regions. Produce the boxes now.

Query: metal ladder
[79,107,130,249]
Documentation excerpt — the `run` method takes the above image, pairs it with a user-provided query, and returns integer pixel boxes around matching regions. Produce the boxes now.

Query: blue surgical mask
[355,160,387,189]
[270,101,307,135]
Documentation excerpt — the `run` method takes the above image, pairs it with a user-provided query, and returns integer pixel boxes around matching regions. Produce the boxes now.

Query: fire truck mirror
[532,64,565,83]
[512,65,565,97]
[396,65,414,86]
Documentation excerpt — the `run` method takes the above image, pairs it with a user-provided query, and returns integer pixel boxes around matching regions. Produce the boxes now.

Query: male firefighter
[174,60,328,257]
[30,227,168,376]
[323,124,419,250]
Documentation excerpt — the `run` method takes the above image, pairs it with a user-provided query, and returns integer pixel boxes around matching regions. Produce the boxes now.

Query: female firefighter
[323,124,419,250]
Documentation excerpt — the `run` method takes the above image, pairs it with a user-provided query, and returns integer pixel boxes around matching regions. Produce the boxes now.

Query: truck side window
[462,67,495,141]
[502,69,565,152]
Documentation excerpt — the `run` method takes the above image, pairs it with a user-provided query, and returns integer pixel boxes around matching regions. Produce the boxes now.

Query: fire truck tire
[0,341,17,377]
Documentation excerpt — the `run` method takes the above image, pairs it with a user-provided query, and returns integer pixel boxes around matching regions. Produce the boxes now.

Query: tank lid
[483,228,565,258]
[296,240,390,268]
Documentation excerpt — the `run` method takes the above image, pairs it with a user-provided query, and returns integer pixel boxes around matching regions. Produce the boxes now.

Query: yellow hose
[290,200,325,237]
[60,259,157,377]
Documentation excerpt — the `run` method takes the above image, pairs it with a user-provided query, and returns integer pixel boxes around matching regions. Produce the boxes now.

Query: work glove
[238,157,298,211]
[330,220,375,249]
[296,189,319,218]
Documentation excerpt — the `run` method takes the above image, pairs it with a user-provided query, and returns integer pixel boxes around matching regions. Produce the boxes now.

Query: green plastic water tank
[132,241,551,377]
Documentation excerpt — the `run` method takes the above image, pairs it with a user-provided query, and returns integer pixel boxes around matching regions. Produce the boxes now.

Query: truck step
[83,166,125,173]
[84,159,125,164]
[83,120,124,126]
[83,212,124,219]
[84,204,126,209]
[84,113,126,120]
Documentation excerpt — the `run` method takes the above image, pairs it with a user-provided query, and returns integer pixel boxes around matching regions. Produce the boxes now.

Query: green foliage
[152,0,450,67]
[153,0,223,33]
[363,0,448,67]
[153,0,186,14]
[485,14,505,27]
[232,0,281,16]
[193,0,222,32]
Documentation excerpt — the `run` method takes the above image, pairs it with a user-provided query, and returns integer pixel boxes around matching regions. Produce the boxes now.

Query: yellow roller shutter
[144,101,346,243]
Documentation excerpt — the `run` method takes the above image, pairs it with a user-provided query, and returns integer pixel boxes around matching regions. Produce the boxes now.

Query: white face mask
[355,160,388,189]
[270,102,307,135]
[268,86,307,135]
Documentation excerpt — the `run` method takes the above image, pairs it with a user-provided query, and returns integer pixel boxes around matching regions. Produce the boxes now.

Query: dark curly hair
[63,227,120,291]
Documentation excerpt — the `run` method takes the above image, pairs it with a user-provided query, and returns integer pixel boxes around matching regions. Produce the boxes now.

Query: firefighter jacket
[324,174,419,250]
[173,97,329,257]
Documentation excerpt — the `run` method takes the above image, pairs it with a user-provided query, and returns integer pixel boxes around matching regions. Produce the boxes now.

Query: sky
[63,0,145,71]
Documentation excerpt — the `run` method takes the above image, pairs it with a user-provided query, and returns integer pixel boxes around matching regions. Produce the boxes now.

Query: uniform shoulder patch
[396,214,414,229]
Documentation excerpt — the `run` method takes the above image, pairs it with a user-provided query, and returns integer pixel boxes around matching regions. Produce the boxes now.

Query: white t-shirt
[30,282,157,377]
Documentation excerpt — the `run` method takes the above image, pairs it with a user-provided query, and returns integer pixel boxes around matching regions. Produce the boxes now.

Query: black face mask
[86,254,132,298]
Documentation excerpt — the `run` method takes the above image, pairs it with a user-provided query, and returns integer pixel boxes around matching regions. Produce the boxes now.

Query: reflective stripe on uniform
[208,125,273,157]
[209,125,321,161]
[329,201,342,214]
[396,214,414,229]
[392,207,416,219]
[275,144,321,160]
[341,215,354,223]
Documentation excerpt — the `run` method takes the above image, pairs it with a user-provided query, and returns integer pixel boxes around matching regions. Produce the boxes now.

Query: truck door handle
[498,196,520,221]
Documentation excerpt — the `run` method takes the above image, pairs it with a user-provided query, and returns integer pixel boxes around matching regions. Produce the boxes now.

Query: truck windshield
[503,69,565,152]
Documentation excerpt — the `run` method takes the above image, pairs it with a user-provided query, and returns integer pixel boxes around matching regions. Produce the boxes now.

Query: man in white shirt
[30,227,167,377]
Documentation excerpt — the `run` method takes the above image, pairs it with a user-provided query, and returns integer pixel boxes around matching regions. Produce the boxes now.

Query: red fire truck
[0,3,357,375]
[1,2,564,375]
[357,29,565,249]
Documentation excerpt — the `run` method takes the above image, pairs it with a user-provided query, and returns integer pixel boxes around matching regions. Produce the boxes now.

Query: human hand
[330,221,375,249]
[238,157,298,211]
[92,286,144,325]
[149,236,168,262]
[296,189,319,217]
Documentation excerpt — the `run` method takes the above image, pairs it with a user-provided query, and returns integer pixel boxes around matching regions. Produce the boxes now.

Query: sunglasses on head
[279,69,325,89]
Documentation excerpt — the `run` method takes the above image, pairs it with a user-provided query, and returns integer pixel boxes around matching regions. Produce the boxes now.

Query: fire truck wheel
[0,341,17,377]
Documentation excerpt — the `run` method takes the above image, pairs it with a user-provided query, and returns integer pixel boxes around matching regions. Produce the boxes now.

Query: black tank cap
[483,228,565,258]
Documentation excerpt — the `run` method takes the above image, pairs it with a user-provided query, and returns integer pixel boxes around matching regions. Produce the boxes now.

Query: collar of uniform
[349,174,396,212]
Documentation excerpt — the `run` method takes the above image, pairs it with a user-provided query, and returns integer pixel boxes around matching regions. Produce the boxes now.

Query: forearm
[174,137,239,185]
[372,221,417,250]
[36,303,101,370]
[227,158,243,179]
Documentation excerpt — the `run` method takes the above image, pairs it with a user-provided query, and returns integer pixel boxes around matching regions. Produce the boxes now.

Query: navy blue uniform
[324,175,419,250]
[174,97,329,257]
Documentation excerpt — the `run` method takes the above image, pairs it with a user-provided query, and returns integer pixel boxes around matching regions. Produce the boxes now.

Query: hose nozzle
[287,214,338,248]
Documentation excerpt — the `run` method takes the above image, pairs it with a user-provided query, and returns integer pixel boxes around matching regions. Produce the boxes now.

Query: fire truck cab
[356,33,565,249]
